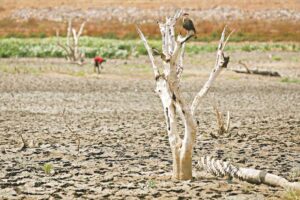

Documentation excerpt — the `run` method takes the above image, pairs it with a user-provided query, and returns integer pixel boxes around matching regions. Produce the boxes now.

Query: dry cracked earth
[0,55,299,199]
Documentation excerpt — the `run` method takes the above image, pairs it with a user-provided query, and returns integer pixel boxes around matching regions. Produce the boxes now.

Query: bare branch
[222,29,235,51]
[56,30,72,59]
[170,31,194,70]
[72,28,78,45]
[62,109,80,153]
[168,10,183,54]
[176,43,185,79]
[18,133,28,151]
[165,18,171,54]
[238,60,251,74]
[157,10,192,81]
[225,111,230,132]
[67,19,72,47]
[158,22,167,55]
[191,27,231,116]
[172,9,183,21]
[158,10,183,59]
[136,26,160,78]
[77,21,86,38]
[231,62,281,77]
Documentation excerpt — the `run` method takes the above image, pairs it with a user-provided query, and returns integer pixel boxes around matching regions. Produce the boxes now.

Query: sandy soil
[0,54,299,199]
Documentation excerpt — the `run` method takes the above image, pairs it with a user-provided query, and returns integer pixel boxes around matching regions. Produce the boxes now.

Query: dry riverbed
[0,53,299,199]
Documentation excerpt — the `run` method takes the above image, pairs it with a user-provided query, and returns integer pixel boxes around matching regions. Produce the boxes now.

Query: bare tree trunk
[137,11,231,180]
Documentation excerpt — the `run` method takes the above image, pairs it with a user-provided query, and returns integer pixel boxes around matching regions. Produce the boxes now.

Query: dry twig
[18,133,28,151]
[230,61,281,77]
[61,109,80,153]
[213,104,231,137]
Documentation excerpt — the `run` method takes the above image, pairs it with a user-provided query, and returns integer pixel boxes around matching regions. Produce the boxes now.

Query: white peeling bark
[198,156,300,190]
[137,10,230,180]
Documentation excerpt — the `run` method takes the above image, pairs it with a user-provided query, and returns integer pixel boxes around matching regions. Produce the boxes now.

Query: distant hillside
[0,0,300,41]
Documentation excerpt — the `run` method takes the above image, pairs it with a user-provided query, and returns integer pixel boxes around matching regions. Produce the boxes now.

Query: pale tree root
[198,156,300,190]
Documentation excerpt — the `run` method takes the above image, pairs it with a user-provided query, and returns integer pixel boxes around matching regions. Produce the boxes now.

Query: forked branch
[191,27,233,116]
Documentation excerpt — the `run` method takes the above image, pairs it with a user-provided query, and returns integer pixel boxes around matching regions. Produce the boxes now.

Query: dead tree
[137,10,230,180]
[137,10,300,190]
[56,19,86,65]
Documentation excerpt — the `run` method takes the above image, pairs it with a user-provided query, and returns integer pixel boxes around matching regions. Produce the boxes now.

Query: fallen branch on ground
[198,156,300,190]
[230,61,281,77]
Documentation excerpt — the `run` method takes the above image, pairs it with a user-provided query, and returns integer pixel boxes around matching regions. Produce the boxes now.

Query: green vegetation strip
[0,37,299,59]
[281,77,300,84]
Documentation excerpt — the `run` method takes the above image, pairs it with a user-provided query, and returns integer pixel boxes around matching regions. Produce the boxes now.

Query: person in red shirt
[94,56,106,74]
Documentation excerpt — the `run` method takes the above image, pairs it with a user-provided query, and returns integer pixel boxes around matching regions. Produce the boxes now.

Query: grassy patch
[0,65,41,74]
[0,37,299,59]
[281,77,300,84]
[43,163,54,175]
[0,63,95,76]
[272,55,282,61]
[74,70,86,77]
[282,189,300,200]
[147,180,157,189]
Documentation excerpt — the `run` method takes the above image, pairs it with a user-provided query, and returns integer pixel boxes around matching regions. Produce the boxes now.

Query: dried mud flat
[0,57,299,199]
